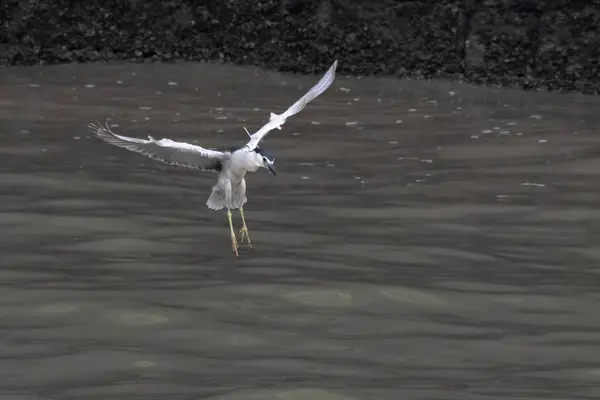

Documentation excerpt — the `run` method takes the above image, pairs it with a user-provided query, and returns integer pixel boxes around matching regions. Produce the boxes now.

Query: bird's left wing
[245,60,338,150]
[89,122,231,170]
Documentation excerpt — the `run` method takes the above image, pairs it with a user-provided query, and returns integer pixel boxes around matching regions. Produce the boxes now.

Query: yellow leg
[238,207,252,248]
[227,209,239,257]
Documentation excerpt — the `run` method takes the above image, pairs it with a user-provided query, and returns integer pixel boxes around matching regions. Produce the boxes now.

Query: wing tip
[88,120,115,141]
[327,60,338,75]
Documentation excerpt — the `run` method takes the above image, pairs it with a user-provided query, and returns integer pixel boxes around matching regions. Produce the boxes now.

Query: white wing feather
[245,60,338,150]
[89,122,230,170]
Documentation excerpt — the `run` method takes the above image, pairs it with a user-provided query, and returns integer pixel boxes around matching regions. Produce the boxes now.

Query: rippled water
[1,62,600,399]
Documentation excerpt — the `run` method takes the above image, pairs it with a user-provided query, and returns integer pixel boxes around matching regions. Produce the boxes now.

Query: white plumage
[89,60,338,257]
[244,60,338,151]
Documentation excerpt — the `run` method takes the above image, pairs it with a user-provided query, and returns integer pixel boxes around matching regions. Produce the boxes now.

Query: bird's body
[206,149,252,211]
[89,60,338,257]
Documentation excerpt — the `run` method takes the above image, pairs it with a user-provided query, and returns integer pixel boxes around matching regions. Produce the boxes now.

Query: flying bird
[89,60,338,257]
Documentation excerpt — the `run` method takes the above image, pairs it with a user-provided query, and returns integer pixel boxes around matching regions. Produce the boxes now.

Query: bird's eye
[262,157,267,162]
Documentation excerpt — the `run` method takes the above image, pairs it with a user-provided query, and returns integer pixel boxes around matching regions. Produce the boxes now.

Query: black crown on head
[254,146,275,161]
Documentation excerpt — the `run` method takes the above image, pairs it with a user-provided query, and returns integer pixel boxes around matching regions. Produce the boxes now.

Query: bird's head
[254,147,276,176]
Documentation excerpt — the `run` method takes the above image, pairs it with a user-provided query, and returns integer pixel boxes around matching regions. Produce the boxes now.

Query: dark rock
[466,0,544,91]
[1,0,599,95]
[535,1,600,94]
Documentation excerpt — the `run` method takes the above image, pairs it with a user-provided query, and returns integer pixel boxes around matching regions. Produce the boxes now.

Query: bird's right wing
[89,122,231,170]
[245,60,338,150]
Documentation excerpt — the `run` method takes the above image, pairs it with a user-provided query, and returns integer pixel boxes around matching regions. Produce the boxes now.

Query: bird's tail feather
[206,187,226,211]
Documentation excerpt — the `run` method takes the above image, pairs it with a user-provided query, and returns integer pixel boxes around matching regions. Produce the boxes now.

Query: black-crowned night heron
[89,60,337,257]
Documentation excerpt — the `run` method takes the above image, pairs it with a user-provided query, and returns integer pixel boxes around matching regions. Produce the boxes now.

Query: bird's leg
[238,207,252,248]
[227,209,239,257]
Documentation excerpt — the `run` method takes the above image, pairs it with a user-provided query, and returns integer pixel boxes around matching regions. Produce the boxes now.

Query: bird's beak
[267,164,277,176]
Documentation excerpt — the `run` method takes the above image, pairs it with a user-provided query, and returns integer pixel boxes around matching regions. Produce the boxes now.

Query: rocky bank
[1,0,599,95]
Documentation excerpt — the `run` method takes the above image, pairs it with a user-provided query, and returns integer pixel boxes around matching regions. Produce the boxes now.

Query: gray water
[1,61,600,399]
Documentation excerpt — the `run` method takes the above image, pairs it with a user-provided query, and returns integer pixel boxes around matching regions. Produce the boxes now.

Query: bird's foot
[238,226,253,248]
[231,233,239,257]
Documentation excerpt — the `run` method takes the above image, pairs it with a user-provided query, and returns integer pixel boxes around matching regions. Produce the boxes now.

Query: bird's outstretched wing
[245,60,338,151]
[89,122,231,170]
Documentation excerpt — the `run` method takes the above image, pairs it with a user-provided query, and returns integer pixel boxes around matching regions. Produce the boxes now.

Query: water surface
[1,61,600,399]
